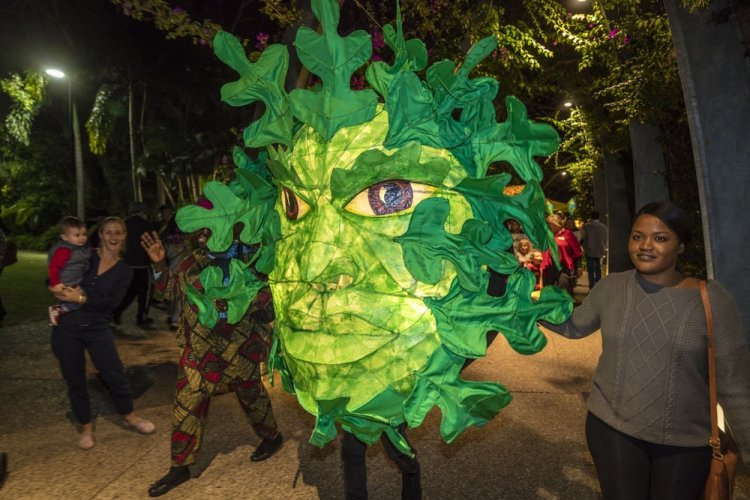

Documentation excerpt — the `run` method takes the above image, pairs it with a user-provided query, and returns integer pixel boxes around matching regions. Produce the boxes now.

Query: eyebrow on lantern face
[329,143,453,206]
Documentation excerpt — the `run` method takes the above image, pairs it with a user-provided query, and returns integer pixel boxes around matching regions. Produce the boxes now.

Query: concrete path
[1,283,749,499]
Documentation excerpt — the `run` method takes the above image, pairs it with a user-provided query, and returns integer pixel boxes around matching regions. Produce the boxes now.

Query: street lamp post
[45,68,85,220]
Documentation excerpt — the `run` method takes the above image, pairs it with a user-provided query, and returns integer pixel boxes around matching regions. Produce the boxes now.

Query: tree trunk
[664,0,750,341]
[71,97,85,219]
[128,81,140,201]
[629,121,669,210]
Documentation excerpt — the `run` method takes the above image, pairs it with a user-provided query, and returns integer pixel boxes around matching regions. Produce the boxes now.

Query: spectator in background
[505,219,528,253]
[581,211,608,288]
[86,208,109,250]
[545,213,583,294]
[158,207,188,329]
[113,201,155,327]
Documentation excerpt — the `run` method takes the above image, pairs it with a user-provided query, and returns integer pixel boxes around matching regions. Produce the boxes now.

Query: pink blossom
[350,75,366,90]
[371,31,386,51]
[623,34,632,44]
[371,54,383,62]
[173,7,185,14]
[608,27,619,39]
[123,1,132,16]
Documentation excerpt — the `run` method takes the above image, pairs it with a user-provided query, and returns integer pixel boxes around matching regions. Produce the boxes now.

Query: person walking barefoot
[51,217,155,449]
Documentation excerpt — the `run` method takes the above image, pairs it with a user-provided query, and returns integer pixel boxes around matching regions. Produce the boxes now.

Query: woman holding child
[50,216,155,450]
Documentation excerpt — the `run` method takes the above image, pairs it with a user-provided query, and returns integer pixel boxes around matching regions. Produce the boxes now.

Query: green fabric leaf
[288,0,378,140]
[329,142,451,206]
[183,259,264,327]
[365,2,427,100]
[404,345,511,443]
[176,181,249,252]
[454,175,559,264]
[213,31,293,147]
[395,197,517,292]
[425,271,572,359]
[470,95,560,180]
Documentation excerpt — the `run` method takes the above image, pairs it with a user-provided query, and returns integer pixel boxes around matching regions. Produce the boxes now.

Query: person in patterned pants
[142,228,283,497]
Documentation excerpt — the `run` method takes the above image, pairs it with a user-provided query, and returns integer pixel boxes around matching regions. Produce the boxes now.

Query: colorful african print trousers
[170,327,278,466]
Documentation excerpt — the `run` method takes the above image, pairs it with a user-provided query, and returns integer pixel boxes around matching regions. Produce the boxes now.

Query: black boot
[148,465,190,497]
[401,469,422,500]
[0,452,8,488]
[250,432,283,461]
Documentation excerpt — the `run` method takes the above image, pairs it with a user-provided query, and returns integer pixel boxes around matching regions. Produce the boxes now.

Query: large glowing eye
[282,187,311,221]
[345,180,436,216]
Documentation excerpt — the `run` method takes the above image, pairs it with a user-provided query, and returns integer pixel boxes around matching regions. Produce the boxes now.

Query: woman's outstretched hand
[141,231,167,269]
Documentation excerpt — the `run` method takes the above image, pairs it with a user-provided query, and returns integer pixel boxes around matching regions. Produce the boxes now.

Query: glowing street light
[542,171,568,191]
[45,68,66,79]
[45,67,85,219]
[563,101,573,108]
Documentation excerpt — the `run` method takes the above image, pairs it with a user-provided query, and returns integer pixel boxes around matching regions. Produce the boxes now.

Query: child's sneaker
[49,305,61,326]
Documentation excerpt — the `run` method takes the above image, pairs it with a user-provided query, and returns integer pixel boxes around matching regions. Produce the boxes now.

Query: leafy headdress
[177,0,572,453]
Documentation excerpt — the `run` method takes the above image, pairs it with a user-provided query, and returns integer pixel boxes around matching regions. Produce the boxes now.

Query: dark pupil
[367,180,413,215]
[283,188,299,220]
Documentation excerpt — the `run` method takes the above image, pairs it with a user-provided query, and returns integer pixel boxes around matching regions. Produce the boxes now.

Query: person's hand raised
[141,231,166,267]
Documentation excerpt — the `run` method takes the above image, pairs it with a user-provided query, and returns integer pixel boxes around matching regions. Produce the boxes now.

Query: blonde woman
[51,217,155,450]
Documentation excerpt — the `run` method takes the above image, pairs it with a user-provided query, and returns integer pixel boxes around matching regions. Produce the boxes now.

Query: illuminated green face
[269,110,471,415]
[203,0,573,453]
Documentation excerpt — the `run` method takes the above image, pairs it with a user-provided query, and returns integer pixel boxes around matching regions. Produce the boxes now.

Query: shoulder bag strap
[699,280,722,457]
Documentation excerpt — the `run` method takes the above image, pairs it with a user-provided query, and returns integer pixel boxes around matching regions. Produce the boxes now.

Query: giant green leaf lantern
[177,0,572,455]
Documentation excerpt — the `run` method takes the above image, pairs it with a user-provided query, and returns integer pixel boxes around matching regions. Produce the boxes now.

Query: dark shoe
[148,466,190,497]
[402,471,422,500]
[250,433,283,461]
[0,452,8,488]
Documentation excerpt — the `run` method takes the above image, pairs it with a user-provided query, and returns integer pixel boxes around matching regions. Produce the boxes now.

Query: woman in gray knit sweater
[543,201,750,499]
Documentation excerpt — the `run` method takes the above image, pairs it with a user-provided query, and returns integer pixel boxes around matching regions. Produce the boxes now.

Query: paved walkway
[1,279,748,499]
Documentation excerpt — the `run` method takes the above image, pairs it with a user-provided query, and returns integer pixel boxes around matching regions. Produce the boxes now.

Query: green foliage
[109,0,224,45]
[108,0,301,46]
[85,84,116,155]
[0,72,46,150]
[0,131,73,232]
[0,250,50,326]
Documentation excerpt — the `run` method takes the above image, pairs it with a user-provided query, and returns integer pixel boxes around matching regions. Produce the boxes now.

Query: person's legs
[231,331,282,461]
[232,368,278,441]
[586,255,601,287]
[341,430,368,500]
[649,442,712,500]
[148,357,209,497]
[381,426,421,500]
[133,268,152,324]
[585,412,651,500]
[51,325,92,425]
[113,279,136,324]
[170,364,213,466]
[85,324,134,416]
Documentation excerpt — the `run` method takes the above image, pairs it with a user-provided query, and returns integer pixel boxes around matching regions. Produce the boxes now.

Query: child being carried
[48,216,91,326]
